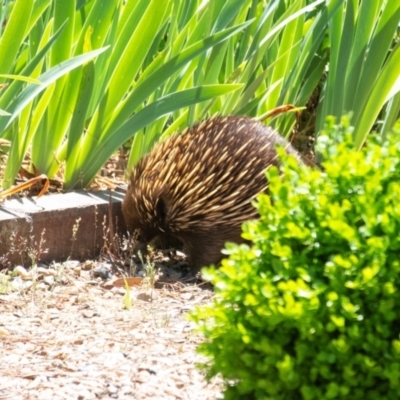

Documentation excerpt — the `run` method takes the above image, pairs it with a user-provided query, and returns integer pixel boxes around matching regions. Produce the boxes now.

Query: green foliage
[316,0,400,147]
[0,0,109,188]
[0,0,339,190]
[190,117,400,399]
[1,0,398,191]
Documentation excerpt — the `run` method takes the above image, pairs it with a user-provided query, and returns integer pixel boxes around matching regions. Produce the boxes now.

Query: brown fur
[122,116,303,273]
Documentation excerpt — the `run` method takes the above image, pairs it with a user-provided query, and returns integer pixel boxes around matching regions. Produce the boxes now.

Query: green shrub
[190,117,400,399]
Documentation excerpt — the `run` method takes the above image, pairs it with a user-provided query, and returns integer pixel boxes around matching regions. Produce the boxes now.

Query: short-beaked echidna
[122,115,304,273]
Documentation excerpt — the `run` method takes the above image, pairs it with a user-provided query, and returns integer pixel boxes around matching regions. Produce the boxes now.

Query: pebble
[13,266,30,279]
[63,260,81,269]
[81,260,95,271]
[43,276,55,286]
[37,267,57,276]
[93,265,112,280]
[11,277,25,290]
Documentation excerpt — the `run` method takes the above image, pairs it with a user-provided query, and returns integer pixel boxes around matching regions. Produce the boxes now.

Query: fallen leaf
[112,277,143,287]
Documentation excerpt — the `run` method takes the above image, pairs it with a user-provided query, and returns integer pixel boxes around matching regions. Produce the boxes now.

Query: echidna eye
[136,232,144,242]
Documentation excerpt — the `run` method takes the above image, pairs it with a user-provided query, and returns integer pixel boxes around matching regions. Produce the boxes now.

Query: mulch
[0,259,223,400]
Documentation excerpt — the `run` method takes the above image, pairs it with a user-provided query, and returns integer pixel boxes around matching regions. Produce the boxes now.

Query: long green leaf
[283,0,344,106]
[352,0,400,125]
[0,20,64,117]
[3,47,109,131]
[0,0,34,76]
[66,61,95,160]
[35,0,76,176]
[344,0,381,112]
[105,21,252,136]
[2,84,55,189]
[330,0,356,118]
[353,43,400,148]
[104,0,170,115]
[26,0,52,40]
[65,84,242,189]
[381,92,400,140]
[0,74,42,84]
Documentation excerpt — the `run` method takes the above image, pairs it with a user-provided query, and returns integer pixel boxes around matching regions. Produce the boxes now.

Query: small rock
[137,291,155,302]
[63,260,80,269]
[108,385,118,395]
[37,282,48,290]
[119,385,134,396]
[86,280,101,285]
[93,265,112,280]
[11,277,24,290]
[60,275,70,285]
[36,267,56,277]
[82,310,96,318]
[0,327,10,335]
[77,389,96,400]
[81,260,95,271]
[181,292,194,301]
[23,280,33,290]
[13,266,31,279]
[111,287,128,296]
[74,266,81,276]
[52,360,64,368]
[43,276,55,286]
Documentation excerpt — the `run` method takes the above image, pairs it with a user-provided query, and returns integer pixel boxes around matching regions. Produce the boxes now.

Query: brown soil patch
[0,262,222,399]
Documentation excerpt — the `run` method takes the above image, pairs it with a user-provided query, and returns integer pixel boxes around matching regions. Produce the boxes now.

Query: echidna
[122,115,304,273]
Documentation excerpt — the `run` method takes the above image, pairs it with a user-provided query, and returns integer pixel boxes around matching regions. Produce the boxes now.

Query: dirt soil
[0,260,222,400]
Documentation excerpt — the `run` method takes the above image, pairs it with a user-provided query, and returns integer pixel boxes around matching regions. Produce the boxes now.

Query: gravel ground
[0,261,222,400]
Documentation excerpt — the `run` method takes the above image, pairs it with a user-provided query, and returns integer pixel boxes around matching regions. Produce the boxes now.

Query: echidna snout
[122,116,304,273]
